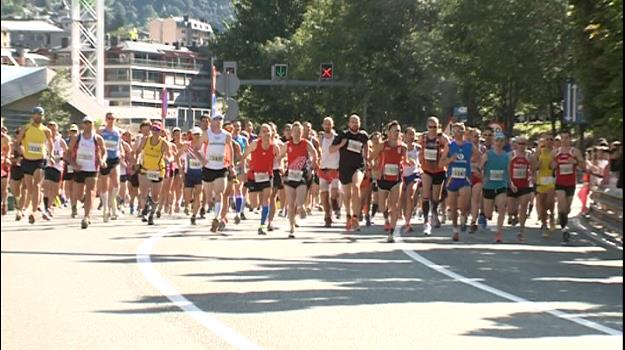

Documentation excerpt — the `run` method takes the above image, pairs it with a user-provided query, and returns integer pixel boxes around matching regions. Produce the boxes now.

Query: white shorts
[319,177,341,192]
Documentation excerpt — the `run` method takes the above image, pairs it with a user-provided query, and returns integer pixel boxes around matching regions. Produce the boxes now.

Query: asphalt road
[1,201,622,350]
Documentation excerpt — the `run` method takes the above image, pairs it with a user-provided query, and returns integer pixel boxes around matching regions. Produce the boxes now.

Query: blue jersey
[101,128,121,160]
[483,149,509,190]
[447,140,472,181]
[233,135,248,154]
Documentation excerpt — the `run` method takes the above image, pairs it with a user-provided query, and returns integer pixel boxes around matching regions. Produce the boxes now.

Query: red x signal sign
[320,63,333,80]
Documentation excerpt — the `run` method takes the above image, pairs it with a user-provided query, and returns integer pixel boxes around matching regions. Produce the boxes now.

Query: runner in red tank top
[418,115,450,234]
[241,124,279,235]
[282,122,317,238]
[506,136,534,241]
[371,120,406,242]
[549,129,585,243]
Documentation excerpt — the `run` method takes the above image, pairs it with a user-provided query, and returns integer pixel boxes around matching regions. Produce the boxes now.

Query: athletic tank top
[233,135,247,154]
[185,146,204,174]
[286,140,309,182]
[555,148,577,187]
[142,137,165,174]
[483,149,509,190]
[47,135,64,171]
[249,141,274,182]
[205,129,227,169]
[447,140,472,181]
[403,144,420,177]
[510,153,530,188]
[421,134,444,173]
[536,148,555,186]
[22,123,47,160]
[101,127,121,160]
[379,141,404,182]
[320,133,340,170]
[75,134,97,172]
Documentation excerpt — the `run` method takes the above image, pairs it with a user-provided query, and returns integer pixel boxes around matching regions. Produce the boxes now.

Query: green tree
[39,70,71,130]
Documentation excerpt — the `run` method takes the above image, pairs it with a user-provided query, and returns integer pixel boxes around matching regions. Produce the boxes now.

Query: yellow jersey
[22,123,47,160]
[141,137,165,178]
[536,148,555,192]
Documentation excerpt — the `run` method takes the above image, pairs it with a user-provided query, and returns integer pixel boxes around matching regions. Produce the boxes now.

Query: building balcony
[106,57,204,71]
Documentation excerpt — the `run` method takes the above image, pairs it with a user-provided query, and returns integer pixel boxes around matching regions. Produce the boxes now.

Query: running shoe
[478,213,487,229]
[218,219,226,231]
[432,214,441,229]
[42,212,50,221]
[190,215,196,225]
[469,224,478,234]
[562,227,570,244]
[210,218,219,232]
[28,214,35,224]
[324,216,332,228]
[424,222,432,236]
[15,210,22,221]
[81,217,89,229]
[365,215,372,227]
[103,212,109,223]
[156,210,161,219]
[234,214,241,225]
[268,224,275,232]
[240,212,247,220]
[147,213,154,226]
[258,226,267,235]
[452,228,459,242]
[387,233,395,243]
[495,231,503,243]
[288,227,295,239]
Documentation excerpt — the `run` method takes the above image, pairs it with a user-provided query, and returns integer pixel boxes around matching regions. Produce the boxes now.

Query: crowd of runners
[2,106,617,244]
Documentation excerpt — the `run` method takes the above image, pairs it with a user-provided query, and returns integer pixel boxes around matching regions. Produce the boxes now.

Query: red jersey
[248,140,274,180]
[378,141,405,182]
[510,153,531,188]
[420,133,445,173]
[287,140,309,170]
[555,149,577,187]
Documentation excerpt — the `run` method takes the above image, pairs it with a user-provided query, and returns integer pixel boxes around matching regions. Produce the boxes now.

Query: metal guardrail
[588,189,623,234]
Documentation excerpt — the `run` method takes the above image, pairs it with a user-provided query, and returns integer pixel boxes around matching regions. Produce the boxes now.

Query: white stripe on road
[137,224,263,350]
[393,223,623,336]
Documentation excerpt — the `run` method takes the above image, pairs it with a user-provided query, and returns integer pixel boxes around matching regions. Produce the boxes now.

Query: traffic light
[272,64,288,80]
[320,62,333,80]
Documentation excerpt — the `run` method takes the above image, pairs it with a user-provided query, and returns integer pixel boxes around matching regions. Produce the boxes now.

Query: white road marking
[137,224,263,350]
[393,222,623,336]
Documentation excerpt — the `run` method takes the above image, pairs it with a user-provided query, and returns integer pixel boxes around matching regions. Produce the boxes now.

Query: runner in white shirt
[318,117,342,227]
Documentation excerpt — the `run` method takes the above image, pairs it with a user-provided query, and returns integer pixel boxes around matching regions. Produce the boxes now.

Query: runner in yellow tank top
[15,106,54,224]
[531,133,556,235]
[136,122,169,225]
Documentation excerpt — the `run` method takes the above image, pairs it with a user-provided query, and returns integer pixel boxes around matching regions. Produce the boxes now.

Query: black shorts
[75,171,97,184]
[248,179,272,193]
[44,167,62,183]
[130,173,140,188]
[339,164,365,185]
[272,169,284,189]
[202,168,228,183]
[99,157,120,176]
[507,187,533,198]
[555,184,576,197]
[120,175,128,183]
[424,171,446,186]
[378,179,401,191]
[21,159,46,176]
[483,187,507,200]
[10,165,24,181]
[184,171,202,188]
[64,172,74,181]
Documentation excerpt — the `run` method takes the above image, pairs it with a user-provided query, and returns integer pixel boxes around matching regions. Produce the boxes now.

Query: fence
[587,188,623,236]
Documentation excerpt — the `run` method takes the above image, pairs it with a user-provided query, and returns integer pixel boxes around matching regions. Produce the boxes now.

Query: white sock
[100,192,108,214]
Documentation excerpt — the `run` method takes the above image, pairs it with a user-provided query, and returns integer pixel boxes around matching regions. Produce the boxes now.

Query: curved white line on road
[393,223,623,337]
[137,224,263,350]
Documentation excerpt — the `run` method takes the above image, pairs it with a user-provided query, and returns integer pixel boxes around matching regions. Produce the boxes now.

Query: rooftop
[1,20,64,33]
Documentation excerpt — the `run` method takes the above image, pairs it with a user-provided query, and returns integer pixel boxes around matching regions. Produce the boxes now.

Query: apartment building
[149,16,213,47]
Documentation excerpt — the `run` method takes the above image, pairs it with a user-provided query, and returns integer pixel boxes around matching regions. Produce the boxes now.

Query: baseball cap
[495,132,506,140]
[82,116,95,123]
[212,114,224,121]
[172,127,181,133]
[191,127,202,135]
[32,106,45,115]
[69,124,79,132]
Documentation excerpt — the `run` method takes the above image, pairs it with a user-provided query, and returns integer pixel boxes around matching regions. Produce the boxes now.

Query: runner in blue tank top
[481,132,510,243]
[97,112,123,222]
[440,123,480,241]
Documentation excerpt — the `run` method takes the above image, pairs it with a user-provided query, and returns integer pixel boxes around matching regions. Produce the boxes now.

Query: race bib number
[104,139,117,151]
[287,169,303,182]
[347,140,363,153]
[77,152,93,161]
[489,169,504,181]
[424,148,438,161]
[559,163,574,175]
[188,159,202,169]
[539,176,554,185]
[67,165,74,173]
[383,164,399,177]
[28,143,43,154]
[209,154,224,162]
[254,172,270,183]
[451,167,466,179]
[146,170,161,181]
[512,167,527,179]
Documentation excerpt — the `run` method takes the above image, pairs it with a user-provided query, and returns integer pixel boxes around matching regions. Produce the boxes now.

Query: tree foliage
[39,70,71,130]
